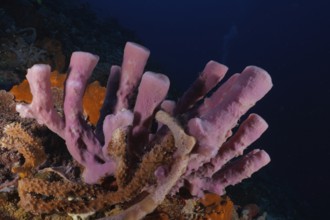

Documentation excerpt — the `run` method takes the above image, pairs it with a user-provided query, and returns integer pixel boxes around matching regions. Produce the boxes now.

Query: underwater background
[0,0,329,219]
[82,1,330,219]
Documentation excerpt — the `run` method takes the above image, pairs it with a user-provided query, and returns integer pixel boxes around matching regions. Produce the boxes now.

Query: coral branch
[131,72,170,156]
[114,42,150,112]
[63,52,116,183]
[174,61,228,114]
[96,65,121,143]
[16,65,65,137]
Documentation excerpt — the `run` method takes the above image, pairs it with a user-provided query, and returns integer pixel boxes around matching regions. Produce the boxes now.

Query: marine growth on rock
[1,42,272,220]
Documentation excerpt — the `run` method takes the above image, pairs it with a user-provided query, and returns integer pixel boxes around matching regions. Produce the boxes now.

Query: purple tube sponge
[16,41,272,219]
[15,42,170,184]
[187,66,272,170]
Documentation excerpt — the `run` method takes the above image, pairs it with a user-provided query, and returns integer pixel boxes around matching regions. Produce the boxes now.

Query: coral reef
[6,41,273,219]
[0,122,46,178]
[1,0,146,92]
[0,90,50,187]
[144,194,234,220]
[0,22,67,88]
[0,25,67,74]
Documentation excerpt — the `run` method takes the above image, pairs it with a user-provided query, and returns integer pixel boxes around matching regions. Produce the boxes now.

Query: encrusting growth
[7,41,272,219]
[0,122,46,178]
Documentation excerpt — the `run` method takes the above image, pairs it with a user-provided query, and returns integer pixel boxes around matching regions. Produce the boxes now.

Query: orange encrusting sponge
[82,81,106,125]
[10,71,106,125]
[198,193,234,220]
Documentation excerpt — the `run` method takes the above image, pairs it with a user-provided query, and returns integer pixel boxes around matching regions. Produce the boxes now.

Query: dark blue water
[81,0,330,218]
[82,0,249,90]
[0,0,328,218]
[76,0,330,218]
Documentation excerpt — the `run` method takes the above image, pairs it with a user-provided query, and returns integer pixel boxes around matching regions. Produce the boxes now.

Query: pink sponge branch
[62,52,118,183]
[102,109,134,156]
[186,66,272,173]
[96,65,121,142]
[64,51,99,118]
[131,71,170,155]
[64,51,102,154]
[16,64,65,137]
[205,113,269,177]
[174,61,228,114]
[195,73,240,117]
[182,113,268,196]
[206,149,270,195]
[160,100,176,116]
[188,149,270,197]
[114,42,150,113]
